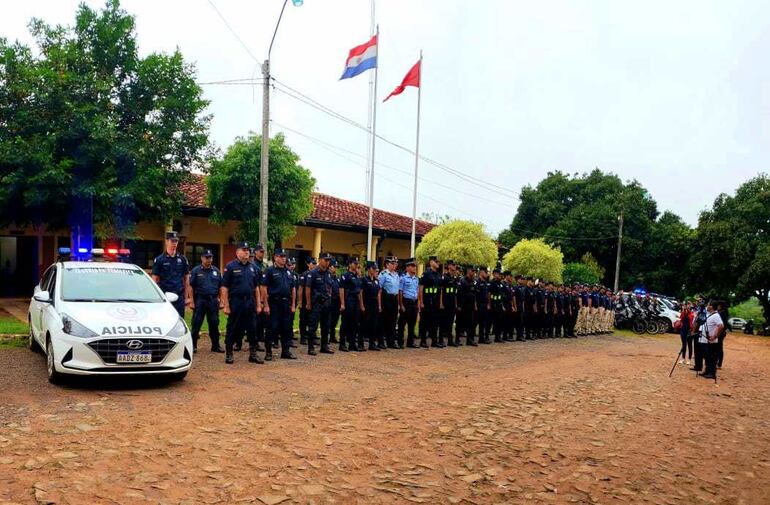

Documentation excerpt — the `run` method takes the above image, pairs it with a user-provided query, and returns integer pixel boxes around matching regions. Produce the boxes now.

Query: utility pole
[613,211,623,292]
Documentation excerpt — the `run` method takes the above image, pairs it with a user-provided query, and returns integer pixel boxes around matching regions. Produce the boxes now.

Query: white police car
[28,249,193,384]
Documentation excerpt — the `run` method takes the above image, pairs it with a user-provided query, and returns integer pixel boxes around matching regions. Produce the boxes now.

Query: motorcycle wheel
[633,319,646,334]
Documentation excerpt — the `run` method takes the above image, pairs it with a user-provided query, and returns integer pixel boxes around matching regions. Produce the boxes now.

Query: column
[312,228,324,259]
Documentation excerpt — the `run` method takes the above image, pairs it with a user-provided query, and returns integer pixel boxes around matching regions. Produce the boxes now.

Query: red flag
[383,60,421,102]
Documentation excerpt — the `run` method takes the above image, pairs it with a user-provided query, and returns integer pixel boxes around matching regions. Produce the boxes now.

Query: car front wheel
[46,339,65,385]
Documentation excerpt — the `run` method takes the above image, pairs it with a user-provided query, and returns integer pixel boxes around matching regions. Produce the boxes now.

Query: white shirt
[699,312,723,344]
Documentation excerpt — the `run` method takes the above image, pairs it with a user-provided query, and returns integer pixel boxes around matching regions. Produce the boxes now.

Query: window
[40,265,55,291]
[125,240,163,270]
[185,243,220,269]
[61,266,164,302]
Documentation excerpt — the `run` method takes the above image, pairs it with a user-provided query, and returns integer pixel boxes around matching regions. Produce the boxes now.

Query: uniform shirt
[475,278,490,307]
[189,264,221,297]
[590,292,600,308]
[378,270,400,296]
[514,285,526,312]
[420,269,442,304]
[329,274,340,300]
[581,292,590,307]
[298,271,310,307]
[502,281,513,307]
[222,259,259,298]
[544,289,555,313]
[399,273,419,301]
[441,273,460,308]
[535,287,545,311]
[361,275,380,306]
[525,286,537,311]
[262,265,294,298]
[489,279,505,305]
[340,271,362,301]
[306,267,332,300]
[152,252,190,294]
[554,292,564,314]
[459,277,477,307]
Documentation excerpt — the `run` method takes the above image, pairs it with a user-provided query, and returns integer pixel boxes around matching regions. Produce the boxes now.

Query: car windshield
[61,266,164,302]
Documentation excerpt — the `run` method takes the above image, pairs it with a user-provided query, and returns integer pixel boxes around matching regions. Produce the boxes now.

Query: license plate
[116,351,152,364]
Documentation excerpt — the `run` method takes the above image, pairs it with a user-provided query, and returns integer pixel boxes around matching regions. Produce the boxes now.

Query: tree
[501,238,564,283]
[690,175,770,323]
[415,220,497,267]
[498,169,691,292]
[563,262,600,285]
[207,133,315,248]
[0,0,210,237]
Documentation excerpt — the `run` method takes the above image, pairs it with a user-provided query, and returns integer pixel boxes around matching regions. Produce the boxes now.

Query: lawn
[731,297,765,323]
[0,310,29,335]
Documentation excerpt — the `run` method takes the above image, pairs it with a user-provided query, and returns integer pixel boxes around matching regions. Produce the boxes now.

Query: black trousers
[439,303,457,344]
[543,312,554,337]
[341,296,361,349]
[717,333,726,367]
[704,343,719,376]
[299,305,310,342]
[361,303,381,348]
[255,312,267,344]
[268,296,294,355]
[475,305,489,341]
[491,305,504,340]
[307,298,331,351]
[457,302,475,339]
[225,296,256,349]
[398,299,418,346]
[419,301,440,345]
[380,294,399,346]
[514,310,524,340]
[693,341,705,371]
[329,298,341,341]
[191,294,220,349]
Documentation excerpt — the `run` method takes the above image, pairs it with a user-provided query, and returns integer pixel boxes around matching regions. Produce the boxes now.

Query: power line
[272,120,515,208]
[206,0,261,63]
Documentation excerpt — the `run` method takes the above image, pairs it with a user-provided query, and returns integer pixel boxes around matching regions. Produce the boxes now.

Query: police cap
[330,259,338,267]
[165,231,180,241]
[254,243,265,252]
[365,261,377,270]
[492,268,501,274]
[428,255,438,262]
[348,256,360,265]
[306,257,317,265]
[319,253,333,261]
[274,248,287,257]
[385,255,398,264]
[405,258,417,266]
[201,249,214,257]
[514,274,523,280]
[479,266,488,272]
[503,270,512,277]
[235,241,249,250]
[288,257,297,265]
[445,259,455,266]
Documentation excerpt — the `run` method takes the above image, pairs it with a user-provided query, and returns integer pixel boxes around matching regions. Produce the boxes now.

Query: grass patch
[0,335,26,349]
[0,309,29,335]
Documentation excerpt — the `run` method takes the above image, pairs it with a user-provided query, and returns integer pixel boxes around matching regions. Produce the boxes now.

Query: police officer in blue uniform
[189,249,223,353]
[378,256,401,349]
[305,253,335,356]
[419,256,442,348]
[221,241,263,365]
[261,248,297,360]
[339,257,363,352]
[151,231,191,318]
[489,268,505,343]
[361,261,383,350]
[458,265,478,345]
[298,257,316,346]
[328,260,341,344]
[475,266,491,344]
[439,260,461,347]
[398,258,420,348]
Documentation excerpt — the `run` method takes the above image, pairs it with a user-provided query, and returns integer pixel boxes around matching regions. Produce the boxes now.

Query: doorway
[0,236,39,297]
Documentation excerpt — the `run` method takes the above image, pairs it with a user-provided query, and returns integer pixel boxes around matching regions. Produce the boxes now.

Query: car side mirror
[33,291,51,303]
[165,292,179,303]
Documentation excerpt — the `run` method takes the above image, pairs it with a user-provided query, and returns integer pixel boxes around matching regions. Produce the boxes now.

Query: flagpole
[410,51,423,257]
[364,0,375,205]
[366,25,380,262]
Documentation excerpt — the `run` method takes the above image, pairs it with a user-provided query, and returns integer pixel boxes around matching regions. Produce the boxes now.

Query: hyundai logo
[125,339,144,350]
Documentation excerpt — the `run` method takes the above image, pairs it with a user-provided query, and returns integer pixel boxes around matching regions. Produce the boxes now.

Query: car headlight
[166,318,188,338]
[61,314,98,339]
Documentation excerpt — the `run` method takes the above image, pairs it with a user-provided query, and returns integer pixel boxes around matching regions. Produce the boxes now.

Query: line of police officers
[152,232,617,365]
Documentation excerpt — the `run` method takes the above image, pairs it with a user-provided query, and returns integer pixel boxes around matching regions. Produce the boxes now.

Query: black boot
[248,347,264,364]
[265,346,273,361]
[225,343,234,364]
[419,337,429,348]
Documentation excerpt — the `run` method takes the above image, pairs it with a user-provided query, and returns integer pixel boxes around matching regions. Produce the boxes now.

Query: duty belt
[444,287,457,294]
[424,287,439,295]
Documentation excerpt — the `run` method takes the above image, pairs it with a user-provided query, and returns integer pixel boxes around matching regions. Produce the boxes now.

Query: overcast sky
[3,1,769,234]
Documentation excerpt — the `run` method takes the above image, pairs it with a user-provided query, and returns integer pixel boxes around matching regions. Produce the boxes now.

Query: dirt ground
[0,332,769,505]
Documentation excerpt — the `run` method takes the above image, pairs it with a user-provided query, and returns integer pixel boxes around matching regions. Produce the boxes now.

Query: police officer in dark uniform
[554,284,564,338]
[305,253,335,356]
[439,260,460,347]
[328,260,341,344]
[261,248,297,360]
[543,281,556,338]
[298,257,316,346]
[151,231,191,318]
[569,284,580,337]
[458,265,478,345]
[361,261,383,351]
[475,266,491,344]
[489,268,505,343]
[502,271,516,342]
[339,257,363,352]
[221,241,263,365]
[250,244,268,352]
[513,274,526,341]
[524,276,538,339]
[398,258,420,348]
[189,249,223,353]
[287,257,299,347]
[419,256,442,348]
